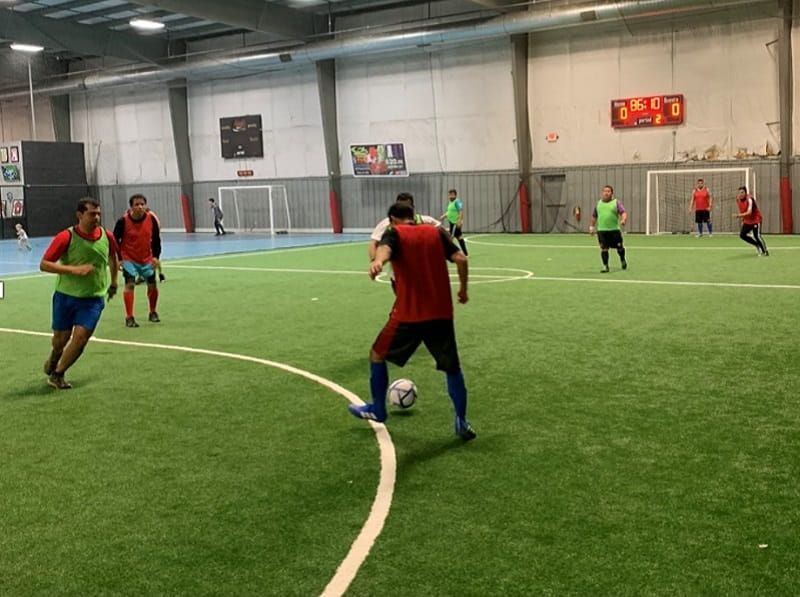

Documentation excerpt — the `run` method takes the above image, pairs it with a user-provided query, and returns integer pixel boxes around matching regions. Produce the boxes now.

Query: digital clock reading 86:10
[611,94,684,129]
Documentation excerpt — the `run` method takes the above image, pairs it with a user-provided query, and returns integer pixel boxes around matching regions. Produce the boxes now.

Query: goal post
[217,185,291,235]
[645,168,755,235]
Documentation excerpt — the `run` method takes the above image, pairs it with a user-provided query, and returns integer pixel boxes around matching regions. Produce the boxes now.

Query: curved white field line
[372,266,535,286]
[0,327,391,597]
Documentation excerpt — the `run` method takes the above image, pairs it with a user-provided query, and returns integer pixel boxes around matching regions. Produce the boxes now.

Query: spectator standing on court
[209,198,226,236]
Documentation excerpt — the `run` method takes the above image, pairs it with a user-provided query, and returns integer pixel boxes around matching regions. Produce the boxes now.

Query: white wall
[531,19,780,167]
[337,39,516,174]
[188,68,326,181]
[0,97,55,142]
[71,87,178,185]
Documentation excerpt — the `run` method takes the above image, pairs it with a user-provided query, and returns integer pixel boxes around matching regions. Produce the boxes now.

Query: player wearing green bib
[439,189,468,256]
[589,185,628,273]
[40,198,119,389]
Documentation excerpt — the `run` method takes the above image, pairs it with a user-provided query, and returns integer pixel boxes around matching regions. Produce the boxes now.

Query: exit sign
[237,170,254,177]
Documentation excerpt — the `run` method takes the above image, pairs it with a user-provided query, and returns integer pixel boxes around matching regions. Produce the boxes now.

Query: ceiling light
[129,18,165,31]
[10,43,44,53]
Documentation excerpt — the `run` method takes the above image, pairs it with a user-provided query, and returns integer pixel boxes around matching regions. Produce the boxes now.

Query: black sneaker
[762,250,769,257]
[47,373,72,390]
[158,273,166,282]
[621,260,628,270]
[148,312,161,323]
[601,265,610,273]
[454,417,477,441]
[126,317,140,328]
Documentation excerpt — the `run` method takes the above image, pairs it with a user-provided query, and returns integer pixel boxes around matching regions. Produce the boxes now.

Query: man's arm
[452,251,468,304]
[735,199,753,218]
[151,213,162,261]
[113,218,125,250]
[368,240,379,260]
[369,244,392,279]
[618,203,627,227]
[40,231,94,276]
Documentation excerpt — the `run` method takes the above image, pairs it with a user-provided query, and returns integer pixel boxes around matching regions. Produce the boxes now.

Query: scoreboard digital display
[611,94,684,129]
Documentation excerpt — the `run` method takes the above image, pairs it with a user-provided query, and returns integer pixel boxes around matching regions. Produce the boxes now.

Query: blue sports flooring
[0,232,368,277]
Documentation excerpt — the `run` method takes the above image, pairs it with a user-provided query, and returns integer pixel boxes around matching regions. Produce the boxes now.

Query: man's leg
[54,325,93,376]
[45,330,71,374]
[146,280,160,322]
[348,350,389,422]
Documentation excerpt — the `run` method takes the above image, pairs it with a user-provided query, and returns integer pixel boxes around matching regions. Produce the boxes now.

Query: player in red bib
[349,200,475,440]
[689,178,713,237]
[113,194,162,327]
[734,186,768,256]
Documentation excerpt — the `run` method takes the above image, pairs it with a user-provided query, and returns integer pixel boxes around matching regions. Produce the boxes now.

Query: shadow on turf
[2,380,67,401]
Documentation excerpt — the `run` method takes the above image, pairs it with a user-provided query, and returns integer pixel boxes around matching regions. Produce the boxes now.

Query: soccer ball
[387,379,417,409]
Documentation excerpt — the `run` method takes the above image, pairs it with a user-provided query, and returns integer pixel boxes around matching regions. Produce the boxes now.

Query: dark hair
[697,179,704,183]
[77,198,100,212]
[208,198,215,202]
[448,189,457,195]
[603,185,614,194]
[388,201,415,221]
[129,193,147,207]
[738,186,748,194]
[396,192,414,206]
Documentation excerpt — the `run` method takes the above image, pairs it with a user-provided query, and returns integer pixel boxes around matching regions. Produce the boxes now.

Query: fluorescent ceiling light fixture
[129,18,165,30]
[10,43,44,53]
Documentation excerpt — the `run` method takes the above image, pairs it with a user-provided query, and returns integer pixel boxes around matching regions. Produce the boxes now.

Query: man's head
[601,185,614,201]
[15,223,21,231]
[396,192,415,208]
[76,198,102,231]
[128,194,148,219]
[208,198,215,204]
[388,201,415,224]
[696,179,705,189]
[448,189,457,200]
[737,186,748,200]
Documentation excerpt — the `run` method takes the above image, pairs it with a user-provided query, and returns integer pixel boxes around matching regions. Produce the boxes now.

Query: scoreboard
[611,94,684,129]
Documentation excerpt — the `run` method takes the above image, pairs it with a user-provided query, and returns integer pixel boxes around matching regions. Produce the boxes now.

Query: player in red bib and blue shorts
[40,198,119,389]
[349,201,476,440]
[734,186,768,256]
[114,194,162,327]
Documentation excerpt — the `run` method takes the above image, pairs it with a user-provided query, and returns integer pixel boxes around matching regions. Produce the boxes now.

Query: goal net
[218,185,291,235]
[645,168,755,235]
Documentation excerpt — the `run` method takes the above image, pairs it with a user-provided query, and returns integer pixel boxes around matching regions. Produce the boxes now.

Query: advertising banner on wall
[1,186,24,218]
[350,143,408,177]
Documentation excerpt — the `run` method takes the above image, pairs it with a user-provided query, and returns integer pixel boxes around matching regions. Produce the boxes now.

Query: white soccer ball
[387,378,417,409]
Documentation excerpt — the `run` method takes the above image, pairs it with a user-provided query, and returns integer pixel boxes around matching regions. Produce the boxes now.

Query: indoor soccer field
[1,233,798,597]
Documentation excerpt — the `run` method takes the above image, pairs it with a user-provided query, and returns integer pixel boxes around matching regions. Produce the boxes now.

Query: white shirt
[370,214,440,242]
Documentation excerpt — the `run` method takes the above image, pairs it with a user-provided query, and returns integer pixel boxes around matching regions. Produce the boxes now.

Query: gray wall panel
[89,159,794,235]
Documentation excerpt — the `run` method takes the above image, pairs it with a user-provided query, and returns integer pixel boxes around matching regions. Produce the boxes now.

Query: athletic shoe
[148,312,161,323]
[125,317,140,328]
[621,259,628,270]
[600,265,610,273]
[695,233,702,237]
[762,250,770,257]
[158,273,166,282]
[454,417,477,441]
[348,403,387,423]
[43,358,56,375]
[47,373,72,390]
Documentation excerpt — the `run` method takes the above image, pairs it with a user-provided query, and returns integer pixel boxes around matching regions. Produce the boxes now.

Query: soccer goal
[217,185,291,235]
[645,167,755,235]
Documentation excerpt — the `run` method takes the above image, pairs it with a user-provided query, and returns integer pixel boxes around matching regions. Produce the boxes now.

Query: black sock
[601,251,609,266]
[458,238,468,256]
[618,247,626,262]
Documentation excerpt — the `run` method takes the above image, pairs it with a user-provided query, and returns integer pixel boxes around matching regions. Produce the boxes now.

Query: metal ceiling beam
[0,0,777,98]
[0,7,169,62]
[126,0,320,40]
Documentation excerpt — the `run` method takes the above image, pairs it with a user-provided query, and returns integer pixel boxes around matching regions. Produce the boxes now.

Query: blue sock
[369,361,388,413]
[698,223,703,235]
[446,370,468,419]
[707,222,713,234]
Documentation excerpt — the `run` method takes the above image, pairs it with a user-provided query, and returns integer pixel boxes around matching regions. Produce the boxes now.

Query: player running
[734,186,768,256]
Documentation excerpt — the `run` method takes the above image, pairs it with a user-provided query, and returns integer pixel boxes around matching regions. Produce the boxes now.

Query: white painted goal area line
[466,237,800,251]
[0,327,394,597]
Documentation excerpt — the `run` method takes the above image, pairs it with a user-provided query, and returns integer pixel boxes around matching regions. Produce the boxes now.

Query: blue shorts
[52,291,105,332]
[122,260,155,283]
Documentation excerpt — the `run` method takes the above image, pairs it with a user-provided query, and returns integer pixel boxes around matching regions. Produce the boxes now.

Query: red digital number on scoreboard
[611,94,684,129]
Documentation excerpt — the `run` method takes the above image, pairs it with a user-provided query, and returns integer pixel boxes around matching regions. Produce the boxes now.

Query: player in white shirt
[15,223,32,251]
[369,192,441,260]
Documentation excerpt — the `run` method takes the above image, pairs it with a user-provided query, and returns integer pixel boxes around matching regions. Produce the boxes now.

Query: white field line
[529,276,800,290]
[0,272,48,281]
[170,242,361,264]
[466,236,800,251]
[0,327,392,597]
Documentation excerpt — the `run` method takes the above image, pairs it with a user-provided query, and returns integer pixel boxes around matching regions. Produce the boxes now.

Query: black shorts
[695,210,711,224]
[372,317,460,373]
[597,229,623,249]
[448,222,463,238]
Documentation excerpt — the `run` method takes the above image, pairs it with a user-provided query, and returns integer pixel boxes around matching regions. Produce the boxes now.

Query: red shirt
[693,188,711,211]
[116,211,158,263]
[384,225,458,322]
[43,226,118,262]
[738,196,762,226]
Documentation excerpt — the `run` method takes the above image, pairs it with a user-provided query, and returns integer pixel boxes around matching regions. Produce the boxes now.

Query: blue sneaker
[454,417,477,441]
[348,403,387,423]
